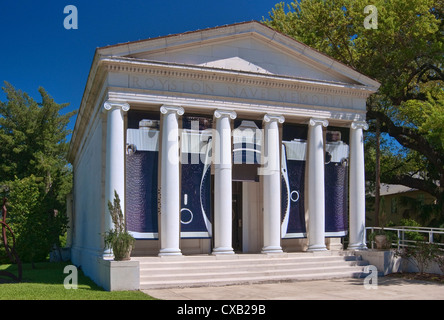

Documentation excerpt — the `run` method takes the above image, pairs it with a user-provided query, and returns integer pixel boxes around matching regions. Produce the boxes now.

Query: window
[391,197,398,214]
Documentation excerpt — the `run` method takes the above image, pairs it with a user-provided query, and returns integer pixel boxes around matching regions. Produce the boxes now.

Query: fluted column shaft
[261,114,285,254]
[348,121,369,250]
[212,110,237,255]
[159,105,184,256]
[103,101,130,258]
[307,118,328,251]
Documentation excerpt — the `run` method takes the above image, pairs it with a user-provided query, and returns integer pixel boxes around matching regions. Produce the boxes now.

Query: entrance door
[232,181,243,252]
[212,177,262,253]
[242,181,262,252]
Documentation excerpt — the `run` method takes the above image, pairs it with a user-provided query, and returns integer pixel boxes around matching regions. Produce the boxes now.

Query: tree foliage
[0,82,76,264]
[263,0,444,225]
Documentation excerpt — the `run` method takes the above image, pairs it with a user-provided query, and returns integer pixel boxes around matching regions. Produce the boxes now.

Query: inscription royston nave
[127,74,364,110]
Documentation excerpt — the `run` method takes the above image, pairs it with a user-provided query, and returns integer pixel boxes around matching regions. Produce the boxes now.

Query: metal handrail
[366,226,444,250]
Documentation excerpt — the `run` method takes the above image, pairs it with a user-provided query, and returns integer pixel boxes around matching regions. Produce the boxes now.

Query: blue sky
[0,0,281,132]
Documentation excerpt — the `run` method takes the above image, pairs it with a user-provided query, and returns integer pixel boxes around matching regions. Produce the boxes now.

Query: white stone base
[158,248,182,256]
[97,258,140,291]
[307,244,328,251]
[354,249,400,275]
[261,246,283,254]
[212,247,235,255]
[353,249,444,276]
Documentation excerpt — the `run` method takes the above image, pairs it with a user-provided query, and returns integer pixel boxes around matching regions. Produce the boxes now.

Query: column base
[261,246,283,254]
[347,243,368,250]
[212,247,235,255]
[158,248,182,256]
[103,249,114,260]
[307,244,328,251]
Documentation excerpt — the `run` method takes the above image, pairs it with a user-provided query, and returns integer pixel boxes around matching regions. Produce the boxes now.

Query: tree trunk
[375,118,381,227]
[440,173,444,222]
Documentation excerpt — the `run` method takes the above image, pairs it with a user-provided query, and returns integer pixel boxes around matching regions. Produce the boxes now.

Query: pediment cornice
[101,57,374,100]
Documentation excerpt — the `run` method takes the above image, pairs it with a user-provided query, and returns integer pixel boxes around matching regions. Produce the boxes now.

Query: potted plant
[103,191,135,261]
[368,229,396,250]
[374,231,390,249]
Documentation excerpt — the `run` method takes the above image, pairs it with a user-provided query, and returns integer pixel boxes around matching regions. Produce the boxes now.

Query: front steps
[134,251,369,289]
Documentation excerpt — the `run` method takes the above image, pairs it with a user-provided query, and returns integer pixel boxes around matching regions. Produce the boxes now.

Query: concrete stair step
[140,260,367,276]
[139,256,350,267]
[140,265,366,282]
[136,252,362,267]
[139,270,366,290]
[135,251,369,290]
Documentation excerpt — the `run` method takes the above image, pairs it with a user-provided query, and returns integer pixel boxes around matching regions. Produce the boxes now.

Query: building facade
[67,21,380,285]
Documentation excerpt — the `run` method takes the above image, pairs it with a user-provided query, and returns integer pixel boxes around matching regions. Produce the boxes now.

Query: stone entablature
[103,58,374,103]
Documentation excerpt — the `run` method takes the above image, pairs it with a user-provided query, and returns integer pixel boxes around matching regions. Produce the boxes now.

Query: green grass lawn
[0,261,156,300]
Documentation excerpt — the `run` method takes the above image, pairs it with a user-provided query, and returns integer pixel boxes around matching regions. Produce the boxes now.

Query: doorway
[231,180,263,253]
[210,175,262,253]
[232,181,243,252]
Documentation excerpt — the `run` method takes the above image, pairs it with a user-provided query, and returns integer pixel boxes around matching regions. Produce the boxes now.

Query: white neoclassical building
[67,21,379,289]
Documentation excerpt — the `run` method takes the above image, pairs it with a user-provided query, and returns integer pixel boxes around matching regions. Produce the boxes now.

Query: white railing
[366,226,444,250]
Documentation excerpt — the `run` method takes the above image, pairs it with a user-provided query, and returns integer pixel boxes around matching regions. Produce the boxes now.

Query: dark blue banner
[180,116,212,238]
[324,129,349,237]
[233,120,262,165]
[126,120,160,239]
[281,124,307,238]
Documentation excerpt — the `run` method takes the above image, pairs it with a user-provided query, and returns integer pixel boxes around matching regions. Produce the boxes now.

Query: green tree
[6,176,45,265]
[0,82,76,264]
[263,0,444,225]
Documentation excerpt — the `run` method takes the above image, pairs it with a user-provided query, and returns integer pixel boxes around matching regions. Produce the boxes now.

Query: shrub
[399,219,426,242]
[436,254,444,274]
[3,176,68,266]
[395,241,440,274]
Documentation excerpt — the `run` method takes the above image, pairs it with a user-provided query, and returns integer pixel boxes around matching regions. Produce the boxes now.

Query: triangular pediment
[98,21,380,91]
[199,56,273,75]
[127,36,354,84]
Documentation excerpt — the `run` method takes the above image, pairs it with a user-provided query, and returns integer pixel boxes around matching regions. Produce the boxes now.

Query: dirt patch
[387,272,444,284]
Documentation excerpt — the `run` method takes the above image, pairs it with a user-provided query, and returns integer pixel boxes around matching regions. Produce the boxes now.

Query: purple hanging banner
[180,116,213,238]
[325,130,349,237]
[281,124,307,238]
[126,119,160,239]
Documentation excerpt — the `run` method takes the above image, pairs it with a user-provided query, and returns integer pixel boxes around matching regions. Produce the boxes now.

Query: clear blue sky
[0,0,281,132]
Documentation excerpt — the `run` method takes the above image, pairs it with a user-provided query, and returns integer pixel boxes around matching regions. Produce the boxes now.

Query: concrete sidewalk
[143,276,444,300]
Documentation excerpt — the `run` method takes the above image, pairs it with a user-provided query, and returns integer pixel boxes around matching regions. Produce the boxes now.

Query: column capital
[351,121,369,130]
[309,118,329,127]
[264,114,285,124]
[160,105,184,116]
[103,101,130,112]
[214,109,237,120]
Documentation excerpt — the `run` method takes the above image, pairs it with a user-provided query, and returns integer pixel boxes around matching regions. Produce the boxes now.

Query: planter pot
[374,235,388,250]
[112,239,133,261]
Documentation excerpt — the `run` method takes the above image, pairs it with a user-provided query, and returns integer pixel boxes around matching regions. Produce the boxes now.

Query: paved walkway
[143,276,444,300]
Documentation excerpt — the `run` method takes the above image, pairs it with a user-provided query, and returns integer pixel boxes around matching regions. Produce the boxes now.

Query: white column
[212,110,237,255]
[103,101,130,258]
[261,114,285,254]
[307,118,328,251]
[159,105,184,256]
[348,121,369,250]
